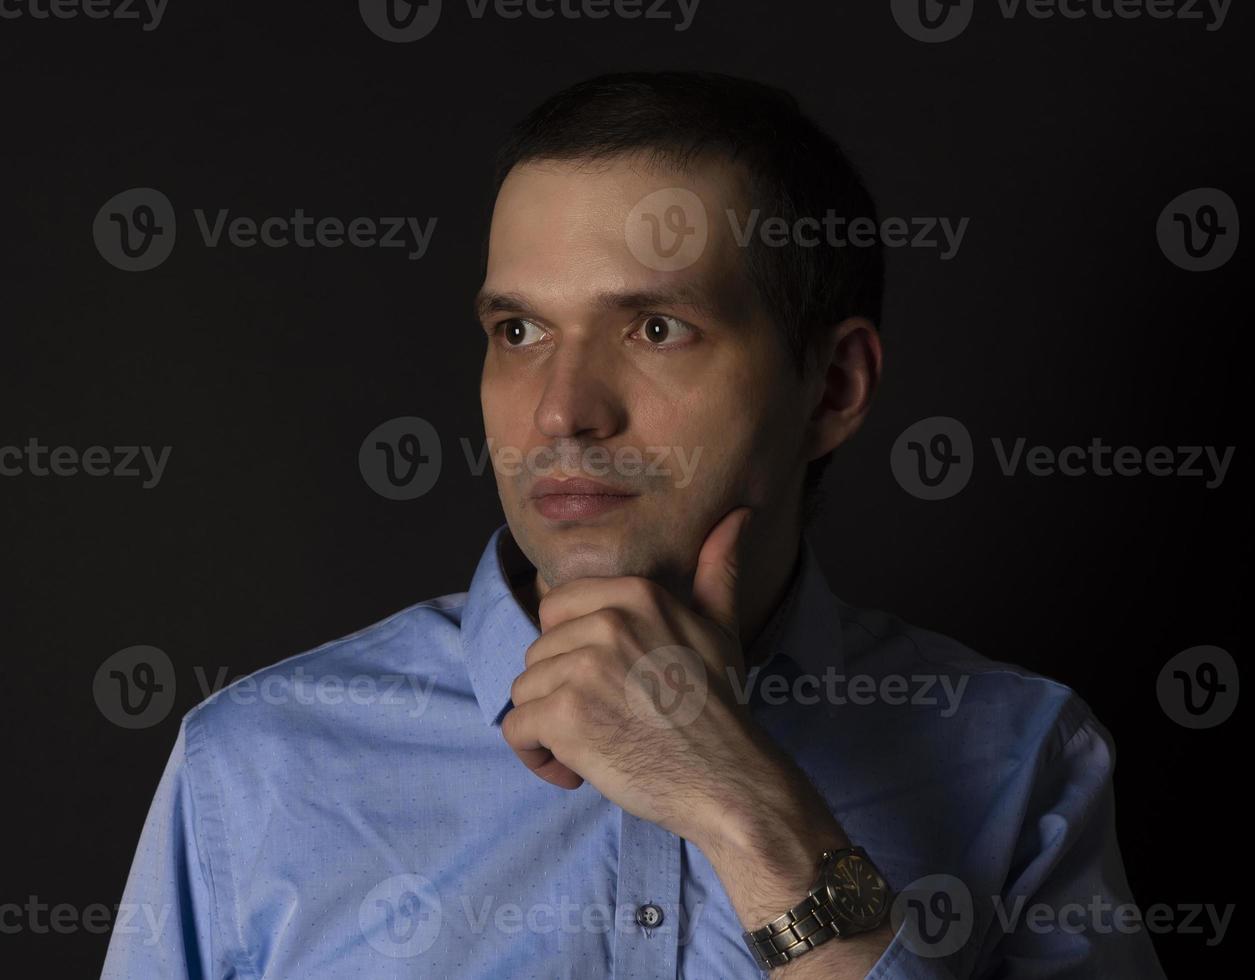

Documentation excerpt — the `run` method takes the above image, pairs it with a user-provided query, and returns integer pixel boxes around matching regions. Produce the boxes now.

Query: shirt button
[635,903,664,929]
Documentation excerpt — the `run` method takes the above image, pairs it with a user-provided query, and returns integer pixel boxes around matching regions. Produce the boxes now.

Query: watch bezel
[818,847,891,935]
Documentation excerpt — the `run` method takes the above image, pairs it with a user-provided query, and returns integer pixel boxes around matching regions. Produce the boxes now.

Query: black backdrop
[1,1,1247,976]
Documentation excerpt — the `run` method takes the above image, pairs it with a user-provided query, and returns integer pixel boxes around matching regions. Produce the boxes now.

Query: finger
[690,506,754,637]
[500,698,584,790]
[512,645,602,706]
[523,611,621,670]
[537,575,671,633]
[527,602,670,671]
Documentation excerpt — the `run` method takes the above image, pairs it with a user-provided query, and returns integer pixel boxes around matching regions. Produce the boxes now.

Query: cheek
[663,372,801,499]
[480,363,531,440]
[647,384,756,490]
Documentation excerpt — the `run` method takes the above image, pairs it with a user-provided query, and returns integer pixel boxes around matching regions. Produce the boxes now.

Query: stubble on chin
[513,514,695,602]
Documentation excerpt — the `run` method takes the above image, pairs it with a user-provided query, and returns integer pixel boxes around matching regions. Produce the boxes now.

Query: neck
[737,529,803,670]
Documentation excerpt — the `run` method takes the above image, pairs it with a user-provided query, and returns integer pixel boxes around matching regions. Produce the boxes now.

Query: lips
[529,477,639,521]
[529,477,637,498]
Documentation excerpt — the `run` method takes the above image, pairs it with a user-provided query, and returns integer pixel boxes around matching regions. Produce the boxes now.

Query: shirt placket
[612,809,682,979]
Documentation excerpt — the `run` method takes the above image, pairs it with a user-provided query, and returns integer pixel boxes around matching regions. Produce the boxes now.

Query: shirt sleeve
[102,718,239,980]
[866,703,1168,979]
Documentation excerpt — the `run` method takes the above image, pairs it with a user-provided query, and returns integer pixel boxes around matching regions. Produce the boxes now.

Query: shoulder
[180,590,469,751]
[834,598,1101,760]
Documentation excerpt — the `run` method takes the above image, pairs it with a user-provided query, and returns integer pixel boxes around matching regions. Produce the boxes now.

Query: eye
[495,318,548,348]
[634,314,696,347]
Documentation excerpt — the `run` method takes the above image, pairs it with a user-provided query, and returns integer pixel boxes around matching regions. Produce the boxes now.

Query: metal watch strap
[742,847,854,971]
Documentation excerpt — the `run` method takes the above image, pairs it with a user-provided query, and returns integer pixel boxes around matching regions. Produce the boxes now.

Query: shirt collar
[460,523,846,727]
[461,525,541,727]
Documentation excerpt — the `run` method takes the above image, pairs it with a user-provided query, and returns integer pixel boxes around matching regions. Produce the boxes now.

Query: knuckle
[570,648,603,686]
[594,607,627,636]
[537,589,562,621]
[626,576,660,609]
[553,685,583,719]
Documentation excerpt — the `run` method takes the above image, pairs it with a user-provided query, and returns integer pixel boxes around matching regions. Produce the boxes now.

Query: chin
[543,533,696,600]
[507,498,698,587]
[536,538,634,587]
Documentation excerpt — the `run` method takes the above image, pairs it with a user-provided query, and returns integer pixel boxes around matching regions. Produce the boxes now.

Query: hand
[500,509,880,966]
[502,506,768,844]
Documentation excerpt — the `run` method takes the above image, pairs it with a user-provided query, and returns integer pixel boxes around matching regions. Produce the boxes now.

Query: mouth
[529,477,639,522]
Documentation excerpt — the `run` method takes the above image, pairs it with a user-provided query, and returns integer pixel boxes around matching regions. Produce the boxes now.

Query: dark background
[1,1,1247,975]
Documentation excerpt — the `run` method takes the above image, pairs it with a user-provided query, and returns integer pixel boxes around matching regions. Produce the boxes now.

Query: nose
[533,335,626,441]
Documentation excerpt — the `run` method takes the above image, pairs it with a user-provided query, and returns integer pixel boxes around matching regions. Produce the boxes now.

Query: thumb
[690,506,754,637]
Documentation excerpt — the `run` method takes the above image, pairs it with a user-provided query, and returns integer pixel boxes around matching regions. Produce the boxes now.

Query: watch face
[823,852,889,929]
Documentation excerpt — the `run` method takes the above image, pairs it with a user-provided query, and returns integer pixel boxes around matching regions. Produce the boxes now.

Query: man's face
[477,153,816,596]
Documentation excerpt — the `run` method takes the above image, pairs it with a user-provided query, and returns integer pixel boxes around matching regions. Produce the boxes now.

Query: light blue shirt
[103,524,1166,978]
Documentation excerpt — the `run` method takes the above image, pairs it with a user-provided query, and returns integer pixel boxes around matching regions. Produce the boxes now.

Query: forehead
[484,153,755,321]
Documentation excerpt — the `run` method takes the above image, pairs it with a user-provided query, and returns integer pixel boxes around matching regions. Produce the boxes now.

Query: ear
[803,316,883,461]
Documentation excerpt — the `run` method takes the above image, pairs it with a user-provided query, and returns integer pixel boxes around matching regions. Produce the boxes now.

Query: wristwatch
[742,846,891,972]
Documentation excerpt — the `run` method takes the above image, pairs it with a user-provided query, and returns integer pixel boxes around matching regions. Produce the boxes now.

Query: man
[104,72,1166,978]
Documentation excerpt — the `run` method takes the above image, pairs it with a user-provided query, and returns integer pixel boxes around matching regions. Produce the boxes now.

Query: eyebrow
[472,285,725,325]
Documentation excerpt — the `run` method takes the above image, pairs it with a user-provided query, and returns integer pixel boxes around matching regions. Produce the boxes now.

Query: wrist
[694,759,850,929]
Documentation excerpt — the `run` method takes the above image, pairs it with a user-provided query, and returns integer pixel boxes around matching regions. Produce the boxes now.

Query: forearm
[691,742,893,978]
